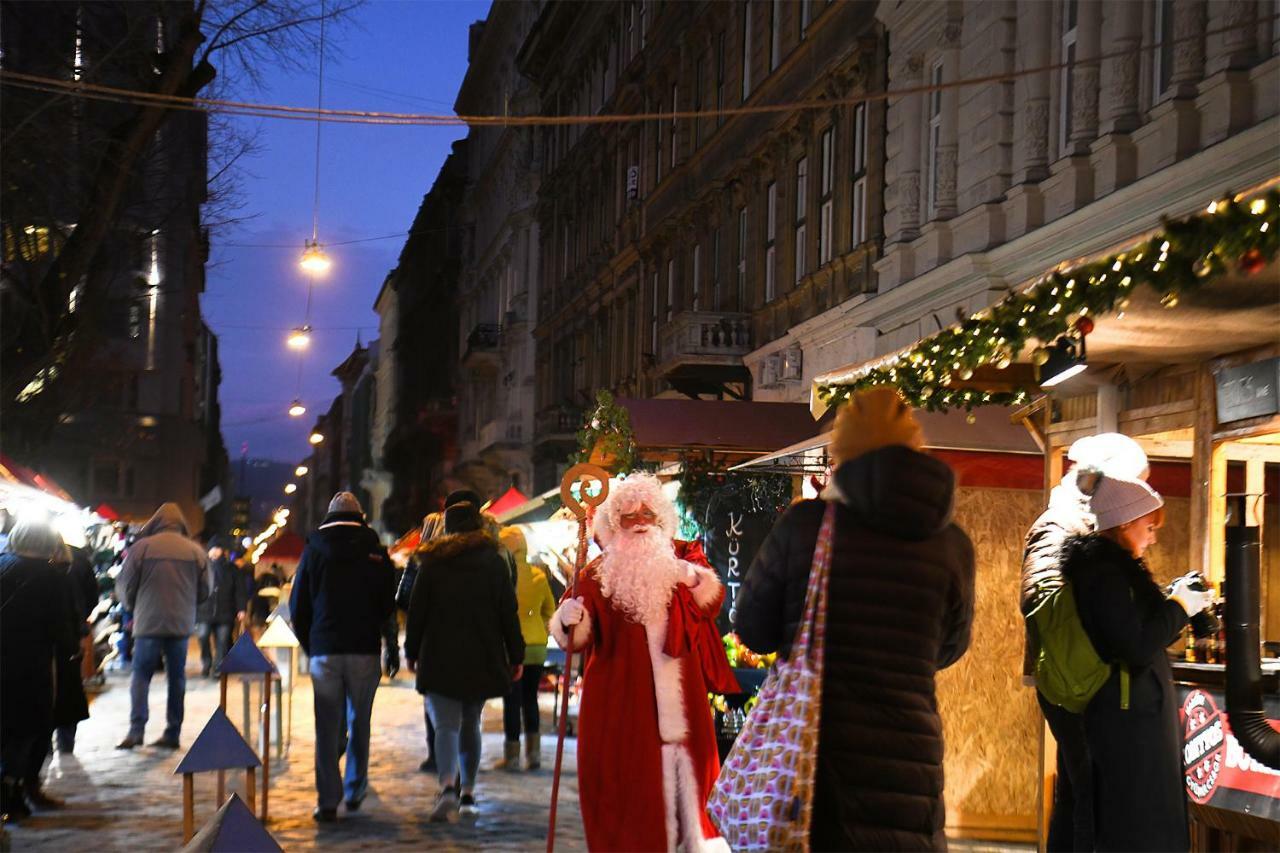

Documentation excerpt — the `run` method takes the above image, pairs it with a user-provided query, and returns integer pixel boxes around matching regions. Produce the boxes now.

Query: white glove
[679,564,702,588]
[1169,576,1213,616]
[557,597,586,627]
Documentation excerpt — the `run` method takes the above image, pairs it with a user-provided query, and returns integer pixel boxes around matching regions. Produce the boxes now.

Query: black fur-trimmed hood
[1060,533,1161,608]
[416,529,495,562]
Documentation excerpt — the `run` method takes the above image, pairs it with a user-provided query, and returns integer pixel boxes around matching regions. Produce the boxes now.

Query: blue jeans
[425,693,483,792]
[310,654,381,809]
[129,635,189,741]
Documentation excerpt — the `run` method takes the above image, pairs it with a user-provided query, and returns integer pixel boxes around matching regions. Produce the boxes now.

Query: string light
[288,399,307,417]
[295,465,309,477]
[284,483,297,495]
[309,431,325,445]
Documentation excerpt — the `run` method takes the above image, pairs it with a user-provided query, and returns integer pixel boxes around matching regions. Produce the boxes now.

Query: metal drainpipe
[1223,524,1280,770]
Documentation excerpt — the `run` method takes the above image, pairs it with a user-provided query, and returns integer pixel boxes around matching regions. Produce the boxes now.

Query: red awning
[260,532,304,563]
[95,503,121,521]
[390,527,421,557]
[617,398,819,454]
[485,486,530,517]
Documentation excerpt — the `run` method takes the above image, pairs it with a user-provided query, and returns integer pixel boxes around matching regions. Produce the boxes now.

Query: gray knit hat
[328,491,363,515]
[1089,475,1163,531]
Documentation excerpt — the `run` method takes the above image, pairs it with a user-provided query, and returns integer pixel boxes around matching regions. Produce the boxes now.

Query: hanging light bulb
[299,239,332,275]
[287,325,313,349]
[295,465,309,477]
[309,431,325,445]
[288,399,307,418]
[284,483,298,495]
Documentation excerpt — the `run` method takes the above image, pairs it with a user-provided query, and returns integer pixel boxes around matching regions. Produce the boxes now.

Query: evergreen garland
[573,389,638,473]
[816,189,1280,412]
[677,453,792,534]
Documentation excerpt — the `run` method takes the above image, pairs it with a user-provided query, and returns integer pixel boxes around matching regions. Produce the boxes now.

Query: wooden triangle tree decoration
[180,793,281,852]
[218,633,277,675]
[174,708,262,775]
[257,617,299,649]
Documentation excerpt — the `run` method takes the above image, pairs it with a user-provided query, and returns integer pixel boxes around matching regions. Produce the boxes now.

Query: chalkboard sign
[1214,358,1280,425]
[703,494,776,636]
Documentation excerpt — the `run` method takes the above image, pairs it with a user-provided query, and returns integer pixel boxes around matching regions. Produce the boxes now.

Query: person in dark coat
[1020,433,1149,852]
[736,386,976,851]
[405,498,523,823]
[0,519,80,821]
[209,540,249,673]
[46,546,93,764]
[1061,475,1211,852]
[289,492,397,822]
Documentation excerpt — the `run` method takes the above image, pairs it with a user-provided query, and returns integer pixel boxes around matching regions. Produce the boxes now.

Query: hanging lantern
[287,325,313,349]
[288,399,307,417]
[309,431,325,445]
[299,239,332,275]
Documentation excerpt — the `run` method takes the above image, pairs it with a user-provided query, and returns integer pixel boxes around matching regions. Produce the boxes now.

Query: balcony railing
[657,311,753,371]
[534,406,582,444]
[462,323,502,369]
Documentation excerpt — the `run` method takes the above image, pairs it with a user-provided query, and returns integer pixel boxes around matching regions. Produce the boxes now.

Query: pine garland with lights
[677,453,792,535]
[574,389,638,472]
[817,189,1280,412]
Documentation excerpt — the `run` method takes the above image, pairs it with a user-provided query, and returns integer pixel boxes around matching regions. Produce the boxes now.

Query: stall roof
[732,405,1041,474]
[618,398,819,454]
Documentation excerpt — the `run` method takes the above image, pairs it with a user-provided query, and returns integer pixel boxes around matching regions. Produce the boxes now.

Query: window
[692,243,702,310]
[654,94,663,183]
[927,60,943,218]
[741,0,753,101]
[770,0,782,71]
[74,6,85,81]
[712,228,722,309]
[3,224,52,262]
[716,32,726,126]
[650,273,659,352]
[666,258,676,321]
[818,127,834,265]
[695,53,706,148]
[670,83,679,167]
[794,157,808,284]
[737,207,749,309]
[1152,0,1174,103]
[1060,0,1078,153]
[640,0,648,47]
[624,3,636,64]
[765,182,777,302]
[800,0,813,37]
[128,303,143,339]
[851,103,868,246]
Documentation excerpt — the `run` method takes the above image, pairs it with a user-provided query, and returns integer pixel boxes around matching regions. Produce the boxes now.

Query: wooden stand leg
[182,773,195,843]
[245,766,256,814]
[261,673,272,822]
[218,675,228,805]
[242,678,251,735]
[274,677,284,761]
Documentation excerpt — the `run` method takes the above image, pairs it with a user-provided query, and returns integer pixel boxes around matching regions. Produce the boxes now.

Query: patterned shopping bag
[707,502,835,851]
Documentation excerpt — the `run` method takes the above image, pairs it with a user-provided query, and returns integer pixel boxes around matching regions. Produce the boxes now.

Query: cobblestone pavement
[9,661,584,851]
[7,655,1033,852]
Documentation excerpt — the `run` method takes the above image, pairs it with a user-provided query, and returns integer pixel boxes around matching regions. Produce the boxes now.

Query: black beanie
[444,501,481,534]
[444,489,483,509]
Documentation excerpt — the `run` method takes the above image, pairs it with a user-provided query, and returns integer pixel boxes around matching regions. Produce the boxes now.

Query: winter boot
[495,739,521,771]
[1,779,31,822]
[524,733,541,771]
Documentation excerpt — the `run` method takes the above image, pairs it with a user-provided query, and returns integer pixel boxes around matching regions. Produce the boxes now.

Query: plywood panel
[939,486,1043,825]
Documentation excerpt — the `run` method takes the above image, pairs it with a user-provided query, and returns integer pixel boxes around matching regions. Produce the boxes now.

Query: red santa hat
[594,473,679,549]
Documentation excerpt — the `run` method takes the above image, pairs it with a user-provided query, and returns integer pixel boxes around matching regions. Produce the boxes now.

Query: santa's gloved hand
[678,564,702,587]
[557,597,586,626]
[1169,574,1213,616]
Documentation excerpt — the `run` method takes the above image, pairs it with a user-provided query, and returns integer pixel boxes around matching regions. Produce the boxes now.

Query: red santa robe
[555,544,738,852]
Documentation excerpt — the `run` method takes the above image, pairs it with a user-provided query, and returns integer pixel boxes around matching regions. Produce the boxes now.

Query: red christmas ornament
[1240,248,1267,275]
[1074,315,1095,336]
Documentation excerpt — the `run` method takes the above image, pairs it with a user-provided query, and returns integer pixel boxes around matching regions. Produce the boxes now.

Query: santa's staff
[546,464,609,853]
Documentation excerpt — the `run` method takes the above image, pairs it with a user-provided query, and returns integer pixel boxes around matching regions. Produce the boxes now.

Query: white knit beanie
[1089,475,1164,531]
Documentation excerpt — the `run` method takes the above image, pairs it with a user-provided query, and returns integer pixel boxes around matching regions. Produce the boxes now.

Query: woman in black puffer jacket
[736,387,976,851]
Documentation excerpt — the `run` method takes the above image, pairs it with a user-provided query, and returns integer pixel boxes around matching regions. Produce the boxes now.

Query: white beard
[596,527,683,626]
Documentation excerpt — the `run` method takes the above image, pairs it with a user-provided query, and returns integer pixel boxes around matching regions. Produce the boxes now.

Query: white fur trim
[595,473,680,548]
[646,612,688,744]
[549,603,592,652]
[661,743,720,852]
[686,566,722,612]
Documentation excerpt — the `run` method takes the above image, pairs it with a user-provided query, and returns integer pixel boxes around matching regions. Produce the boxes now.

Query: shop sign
[703,496,774,635]
[1214,358,1280,424]
[1180,687,1280,818]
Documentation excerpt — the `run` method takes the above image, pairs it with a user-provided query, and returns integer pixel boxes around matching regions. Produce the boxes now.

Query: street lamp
[308,431,324,445]
[284,483,297,495]
[288,399,307,418]
[299,239,332,276]
[286,325,312,349]
[295,465,309,477]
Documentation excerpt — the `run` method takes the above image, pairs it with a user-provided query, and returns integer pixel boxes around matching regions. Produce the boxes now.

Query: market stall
[807,185,1280,846]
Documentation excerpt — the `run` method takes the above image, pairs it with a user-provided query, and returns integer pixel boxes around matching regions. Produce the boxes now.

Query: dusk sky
[205,0,485,464]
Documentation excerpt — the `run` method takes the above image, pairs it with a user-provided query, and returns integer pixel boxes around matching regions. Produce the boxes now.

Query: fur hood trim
[1060,532,1148,581]
[416,529,495,562]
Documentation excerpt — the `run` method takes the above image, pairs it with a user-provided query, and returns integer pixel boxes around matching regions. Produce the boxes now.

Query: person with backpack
[736,386,976,849]
[1059,475,1212,852]
[1020,433,1148,851]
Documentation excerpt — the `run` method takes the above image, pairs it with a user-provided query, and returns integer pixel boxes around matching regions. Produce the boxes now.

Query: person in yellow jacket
[496,526,556,770]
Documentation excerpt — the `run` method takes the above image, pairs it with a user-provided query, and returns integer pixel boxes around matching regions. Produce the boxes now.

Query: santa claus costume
[552,474,737,852]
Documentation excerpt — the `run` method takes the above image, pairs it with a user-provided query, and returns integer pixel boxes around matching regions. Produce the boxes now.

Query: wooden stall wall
[938,485,1042,841]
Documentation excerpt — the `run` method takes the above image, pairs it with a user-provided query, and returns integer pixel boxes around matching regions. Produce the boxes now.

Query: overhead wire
[3,13,1276,128]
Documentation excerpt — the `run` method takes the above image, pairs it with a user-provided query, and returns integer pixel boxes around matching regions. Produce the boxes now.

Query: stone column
[1066,0,1102,154]
[887,53,924,245]
[1012,1,1051,184]
[1205,0,1256,75]
[1170,0,1207,97]
[1097,0,1142,135]
[934,20,961,220]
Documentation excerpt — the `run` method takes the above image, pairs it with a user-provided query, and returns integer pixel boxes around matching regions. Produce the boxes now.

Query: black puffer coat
[736,446,976,851]
[404,529,523,702]
[1060,534,1189,852]
[0,554,80,737]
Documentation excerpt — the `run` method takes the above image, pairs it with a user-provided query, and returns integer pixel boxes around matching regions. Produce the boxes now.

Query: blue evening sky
[205,0,485,463]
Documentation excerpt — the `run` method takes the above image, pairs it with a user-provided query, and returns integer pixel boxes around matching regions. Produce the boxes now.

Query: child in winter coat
[495,526,556,771]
